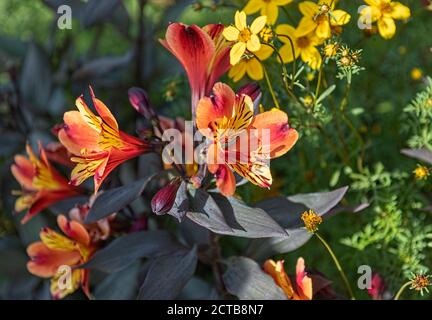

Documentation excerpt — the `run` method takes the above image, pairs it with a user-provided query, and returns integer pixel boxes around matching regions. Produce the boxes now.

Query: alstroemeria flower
[264,258,313,300]
[296,1,351,39]
[68,193,115,242]
[196,82,298,196]
[11,144,81,224]
[244,0,293,25]
[160,23,231,117]
[276,24,324,70]
[58,87,151,193]
[26,215,94,299]
[223,11,267,65]
[228,45,274,82]
[359,0,410,39]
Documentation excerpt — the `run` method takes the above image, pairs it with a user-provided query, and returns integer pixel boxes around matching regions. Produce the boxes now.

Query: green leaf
[138,246,198,300]
[223,256,287,300]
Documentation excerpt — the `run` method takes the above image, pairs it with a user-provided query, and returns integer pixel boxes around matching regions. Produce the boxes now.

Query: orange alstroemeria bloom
[58,87,151,193]
[196,82,298,196]
[264,258,313,300]
[11,144,81,224]
[27,215,94,299]
[160,23,231,117]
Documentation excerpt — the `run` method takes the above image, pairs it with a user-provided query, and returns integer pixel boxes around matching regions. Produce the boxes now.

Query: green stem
[394,281,411,300]
[313,66,323,111]
[276,34,297,89]
[258,57,281,109]
[316,233,355,300]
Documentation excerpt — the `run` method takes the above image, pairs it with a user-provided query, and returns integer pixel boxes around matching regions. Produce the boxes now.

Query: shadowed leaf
[82,230,182,273]
[138,246,198,300]
[223,256,287,300]
[86,174,155,223]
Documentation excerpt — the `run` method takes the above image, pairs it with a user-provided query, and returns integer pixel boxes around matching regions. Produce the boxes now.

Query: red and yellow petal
[11,155,35,190]
[59,111,101,155]
[251,109,299,158]
[295,257,313,300]
[89,86,119,132]
[212,164,237,196]
[57,215,91,247]
[26,242,81,278]
[263,259,297,299]
[196,82,236,132]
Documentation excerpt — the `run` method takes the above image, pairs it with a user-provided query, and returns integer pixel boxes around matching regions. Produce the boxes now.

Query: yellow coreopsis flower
[276,24,324,70]
[223,11,267,65]
[359,0,410,39]
[228,45,273,82]
[297,1,351,39]
[243,0,293,25]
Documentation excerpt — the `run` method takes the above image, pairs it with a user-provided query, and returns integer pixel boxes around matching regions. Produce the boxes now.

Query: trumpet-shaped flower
[196,82,298,196]
[11,144,81,224]
[26,215,94,299]
[223,11,267,66]
[243,0,293,25]
[297,1,351,39]
[228,45,274,82]
[359,0,410,39]
[276,24,324,69]
[264,258,313,300]
[160,23,231,117]
[58,87,151,193]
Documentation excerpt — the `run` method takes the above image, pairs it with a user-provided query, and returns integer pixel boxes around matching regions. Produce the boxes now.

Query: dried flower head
[410,273,431,295]
[301,209,322,233]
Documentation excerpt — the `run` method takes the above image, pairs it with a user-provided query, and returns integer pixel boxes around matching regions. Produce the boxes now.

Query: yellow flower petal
[276,24,297,44]
[250,15,267,34]
[246,34,261,52]
[296,17,317,37]
[390,2,411,20]
[243,0,262,15]
[230,41,246,65]
[246,58,264,80]
[316,19,331,39]
[235,10,247,30]
[377,16,396,39]
[273,0,293,5]
[262,3,278,25]
[228,61,247,82]
[279,43,299,63]
[364,0,380,6]
[298,1,319,17]
[359,6,381,23]
[331,10,351,26]
[300,46,321,70]
[223,26,240,41]
[255,45,274,60]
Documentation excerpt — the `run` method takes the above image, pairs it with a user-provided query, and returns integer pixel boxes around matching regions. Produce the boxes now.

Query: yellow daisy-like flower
[301,209,322,233]
[410,68,423,81]
[223,11,267,65]
[297,0,351,39]
[228,45,274,82]
[359,0,410,39]
[413,165,429,180]
[243,0,293,25]
[276,24,324,70]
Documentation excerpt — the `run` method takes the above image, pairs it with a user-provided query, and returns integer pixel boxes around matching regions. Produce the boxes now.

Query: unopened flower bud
[238,82,261,102]
[128,87,156,119]
[151,178,182,215]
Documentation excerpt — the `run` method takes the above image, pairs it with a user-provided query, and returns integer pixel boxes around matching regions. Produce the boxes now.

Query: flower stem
[314,66,323,110]
[261,60,281,109]
[316,232,355,300]
[394,281,411,300]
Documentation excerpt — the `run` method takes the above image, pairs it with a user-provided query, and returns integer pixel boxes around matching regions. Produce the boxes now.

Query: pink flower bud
[151,178,182,215]
[238,82,261,102]
[128,87,155,119]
